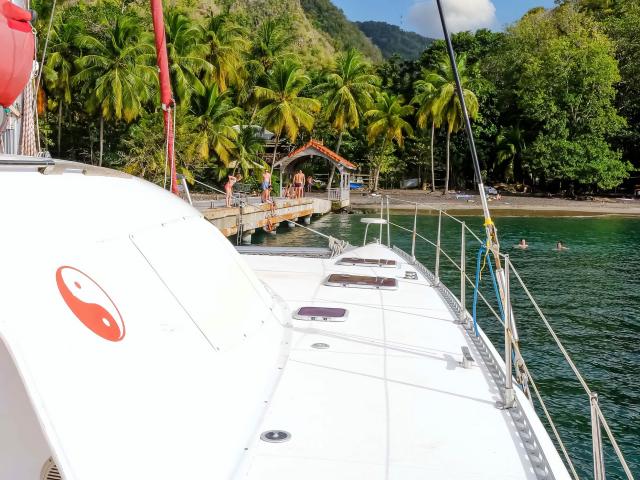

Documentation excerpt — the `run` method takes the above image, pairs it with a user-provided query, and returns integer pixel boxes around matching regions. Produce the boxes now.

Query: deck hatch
[336,257,397,268]
[294,307,348,322]
[324,274,398,290]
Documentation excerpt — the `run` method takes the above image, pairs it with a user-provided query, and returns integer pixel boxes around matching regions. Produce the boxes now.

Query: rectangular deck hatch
[324,274,398,290]
[336,257,397,268]
[293,307,348,322]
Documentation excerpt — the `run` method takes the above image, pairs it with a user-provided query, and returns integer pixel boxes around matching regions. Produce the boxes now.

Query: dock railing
[378,195,634,480]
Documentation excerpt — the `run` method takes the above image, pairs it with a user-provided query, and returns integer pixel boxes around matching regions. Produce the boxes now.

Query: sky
[331,0,556,38]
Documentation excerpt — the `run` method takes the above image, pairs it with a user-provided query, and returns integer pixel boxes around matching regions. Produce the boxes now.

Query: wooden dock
[199,197,333,244]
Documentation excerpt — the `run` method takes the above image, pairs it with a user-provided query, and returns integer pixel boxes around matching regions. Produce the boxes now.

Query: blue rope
[486,252,505,322]
[471,245,484,337]
[472,243,508,337]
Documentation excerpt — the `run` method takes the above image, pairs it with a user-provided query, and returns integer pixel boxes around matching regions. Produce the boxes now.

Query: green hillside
[356,21,434,60]
[299,0,383,62]
[227,0,337,66]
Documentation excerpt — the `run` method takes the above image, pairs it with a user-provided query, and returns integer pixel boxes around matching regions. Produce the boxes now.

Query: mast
[434,0,501,262]
[434,0,516,335]
[150,0,178,194]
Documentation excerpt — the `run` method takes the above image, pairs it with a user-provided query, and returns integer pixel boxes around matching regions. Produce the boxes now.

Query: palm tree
[412,72,442,192]
[231,126,266,178]
[190,84,243,167]
[250,19,293,74]
[365,92,414,192]
[164,10,212,105]
[43,14,82,156]
[74,14,155,166]
[254,60,321,173]
[426,54,479,194]
[201,13,248,92]
[240,18,294,119]
[496,124,526,183]
[317,48,379,186]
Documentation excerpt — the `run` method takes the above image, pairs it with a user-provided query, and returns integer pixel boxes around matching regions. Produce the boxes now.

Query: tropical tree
[426,53,478,193]
[317,48,379,186]
[365,92,414,192]
[190,84,243,168]
[43,14,83,156]
[250,18,293,74]
[496,124,526,183]
[254,60,321,172]
[201,13,248,92]
[231,126,266,178]
[73,13,155,166]
[412,73,442,192]
[164,10,211,105]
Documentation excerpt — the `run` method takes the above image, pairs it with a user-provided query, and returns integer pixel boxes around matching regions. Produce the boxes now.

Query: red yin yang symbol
[56,266,125,342]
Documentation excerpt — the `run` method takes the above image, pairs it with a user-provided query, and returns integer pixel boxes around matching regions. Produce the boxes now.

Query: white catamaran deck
[242,243,561,479]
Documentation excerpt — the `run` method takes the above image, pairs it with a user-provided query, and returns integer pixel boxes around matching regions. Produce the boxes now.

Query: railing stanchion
[591,393,606,480]
[460,222,466,324]
[504,254,515,408]
[411,203,418,260]
[435,210,442,285]
[386,196,391,247]
[379,197,383,244]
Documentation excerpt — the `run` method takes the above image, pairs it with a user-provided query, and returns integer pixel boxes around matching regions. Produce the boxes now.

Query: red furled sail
[150,0,178,195]
[0,0,35,108]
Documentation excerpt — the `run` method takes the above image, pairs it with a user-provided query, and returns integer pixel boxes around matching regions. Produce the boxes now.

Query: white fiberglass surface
[0,167,288,480]
[242,244,570,480]
[0,340,51,480]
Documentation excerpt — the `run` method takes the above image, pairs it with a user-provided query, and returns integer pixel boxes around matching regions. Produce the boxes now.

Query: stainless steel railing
[378,194,634,480]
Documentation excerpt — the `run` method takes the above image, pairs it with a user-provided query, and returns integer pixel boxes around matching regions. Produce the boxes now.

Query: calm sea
[250,213,640,478]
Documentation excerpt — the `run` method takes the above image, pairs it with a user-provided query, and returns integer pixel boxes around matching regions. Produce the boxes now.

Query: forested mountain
[299,0,383,62]
[356,21,434,60]
[33,0,640,194]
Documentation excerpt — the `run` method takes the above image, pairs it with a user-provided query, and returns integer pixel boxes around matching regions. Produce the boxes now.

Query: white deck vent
[41,458,63,480]
[324,274,398,290]
[336,257,397,268]
[293,307,348,322]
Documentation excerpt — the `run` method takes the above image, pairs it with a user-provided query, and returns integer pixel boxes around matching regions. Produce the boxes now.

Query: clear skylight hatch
[324,274,398,290]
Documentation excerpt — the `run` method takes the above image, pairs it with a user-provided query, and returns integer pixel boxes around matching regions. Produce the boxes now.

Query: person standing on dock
[224,174,239,207]
[306,175,314,193]
[293,170,305,198]
[261,171,272,203]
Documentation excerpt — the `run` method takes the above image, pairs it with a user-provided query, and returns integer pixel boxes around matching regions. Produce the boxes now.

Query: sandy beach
[348,190,640,216]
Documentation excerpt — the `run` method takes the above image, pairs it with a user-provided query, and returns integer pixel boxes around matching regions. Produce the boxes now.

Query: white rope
[34,0,56,94]
[509,341,581,480]
[32,0,57,154]
[595,405,635,479]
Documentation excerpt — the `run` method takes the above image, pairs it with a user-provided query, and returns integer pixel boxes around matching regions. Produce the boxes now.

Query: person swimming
[555,241,568,251]
[516,238,528,249]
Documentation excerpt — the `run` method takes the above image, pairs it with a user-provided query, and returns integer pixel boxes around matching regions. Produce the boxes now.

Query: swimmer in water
[516,238,528,250]
[554,241,568,251]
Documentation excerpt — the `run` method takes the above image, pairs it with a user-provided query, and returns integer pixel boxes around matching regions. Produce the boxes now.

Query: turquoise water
[251,213,640,478]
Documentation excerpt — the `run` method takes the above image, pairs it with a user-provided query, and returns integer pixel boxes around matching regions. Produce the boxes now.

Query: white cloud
[408,0,497,39]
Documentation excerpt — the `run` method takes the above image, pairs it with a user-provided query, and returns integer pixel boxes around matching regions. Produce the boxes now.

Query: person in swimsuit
[306,175,314,193]
[293,170,305,198]
[516,238,528,249]
[224,174,239,207]
[261,171,272,203]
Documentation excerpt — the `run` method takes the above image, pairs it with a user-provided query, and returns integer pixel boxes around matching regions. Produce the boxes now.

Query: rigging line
[33,0,57,116]
[434,0,490,224]
[513,344,581,480]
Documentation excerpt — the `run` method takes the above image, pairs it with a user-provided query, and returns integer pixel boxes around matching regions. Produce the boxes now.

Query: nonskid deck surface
[242,244,540,479]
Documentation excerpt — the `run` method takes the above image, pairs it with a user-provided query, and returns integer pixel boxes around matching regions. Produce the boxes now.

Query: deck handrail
[379,194,634,480]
